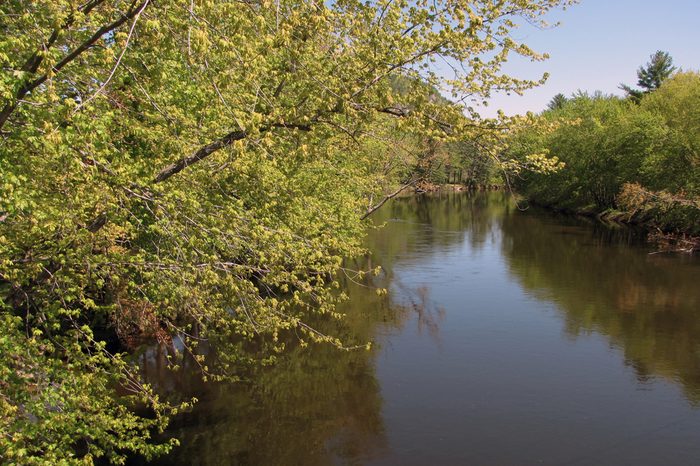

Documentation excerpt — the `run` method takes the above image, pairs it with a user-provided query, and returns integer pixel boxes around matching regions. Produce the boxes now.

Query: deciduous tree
[0,0,574,462]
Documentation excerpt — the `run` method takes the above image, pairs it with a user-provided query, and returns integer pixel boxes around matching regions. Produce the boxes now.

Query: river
[142,191,700,465]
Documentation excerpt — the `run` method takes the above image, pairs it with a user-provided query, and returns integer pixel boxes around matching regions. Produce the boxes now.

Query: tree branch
[361,180,418,220]
[378,105,411,117]
[16,0,107,75]
[0,0,148,130]
[153,122,311,183]
[154,130,247,183]
[75,0,150,113]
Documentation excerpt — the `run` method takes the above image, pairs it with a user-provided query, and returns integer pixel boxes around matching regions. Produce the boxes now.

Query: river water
[145,191,700,465]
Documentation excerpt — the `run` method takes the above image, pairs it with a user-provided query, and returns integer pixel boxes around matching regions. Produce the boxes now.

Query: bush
[508,74,700,233]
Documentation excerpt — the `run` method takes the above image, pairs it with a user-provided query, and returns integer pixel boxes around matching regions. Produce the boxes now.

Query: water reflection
[137,191,700,465]
[501,208,700,402]
[374,191,511,255]
[137,276,399,466]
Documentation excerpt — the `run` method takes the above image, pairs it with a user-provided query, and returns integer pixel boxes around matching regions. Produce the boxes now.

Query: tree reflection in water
[501,204,700,403]
[131,191,700,465]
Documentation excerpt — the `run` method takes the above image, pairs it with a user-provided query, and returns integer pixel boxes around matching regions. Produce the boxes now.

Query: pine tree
[620,51,677,101]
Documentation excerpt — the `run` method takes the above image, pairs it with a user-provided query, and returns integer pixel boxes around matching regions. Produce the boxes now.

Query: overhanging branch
[361,179,418,220]
[0,0,149,130]
[153,122,311,183]
[154,130,247,183]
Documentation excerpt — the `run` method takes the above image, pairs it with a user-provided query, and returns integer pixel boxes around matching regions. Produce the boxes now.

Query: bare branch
[361,179,418,220]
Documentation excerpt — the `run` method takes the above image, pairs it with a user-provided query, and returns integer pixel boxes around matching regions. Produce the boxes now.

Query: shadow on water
[134,280,396,466]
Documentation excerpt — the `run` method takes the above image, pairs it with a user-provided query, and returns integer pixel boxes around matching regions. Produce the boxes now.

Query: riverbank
[503,74,700,255]
[520,190,700,254]
[415,182,505,193]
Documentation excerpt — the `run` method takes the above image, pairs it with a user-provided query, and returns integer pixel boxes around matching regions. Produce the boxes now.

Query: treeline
[507,57,700,236]
[379,76,504,191]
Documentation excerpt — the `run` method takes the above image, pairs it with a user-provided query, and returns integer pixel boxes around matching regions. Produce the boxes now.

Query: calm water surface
[146,191,700,465]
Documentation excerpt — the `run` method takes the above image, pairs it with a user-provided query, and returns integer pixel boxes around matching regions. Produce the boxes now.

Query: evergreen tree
[637,51,677,91]
[547,93,568,111]
[620,50,676,101]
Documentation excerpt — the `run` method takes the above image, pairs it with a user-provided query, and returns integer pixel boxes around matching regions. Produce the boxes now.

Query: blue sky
[477,0,700,117]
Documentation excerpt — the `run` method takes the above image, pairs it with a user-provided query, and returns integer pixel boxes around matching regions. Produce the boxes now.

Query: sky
[476,0,700,117]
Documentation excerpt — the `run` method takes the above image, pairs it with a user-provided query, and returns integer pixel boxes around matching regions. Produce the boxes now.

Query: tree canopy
[0,0,575,463]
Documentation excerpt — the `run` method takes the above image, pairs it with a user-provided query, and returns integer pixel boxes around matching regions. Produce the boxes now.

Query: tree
[620,50,677,101]
[507,94,665,210]
[508,76,700,234]
[547,93,568,111]
[0,0,575,462]
[639,71,700,194]
[638,51,677,91]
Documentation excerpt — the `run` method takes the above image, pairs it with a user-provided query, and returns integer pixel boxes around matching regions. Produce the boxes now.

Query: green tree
[508,94,665,210]
[639,71,700,194]
[546,93,568,111]
[508,72,700,234]
[0,0,575,462]
[620,50,677,101]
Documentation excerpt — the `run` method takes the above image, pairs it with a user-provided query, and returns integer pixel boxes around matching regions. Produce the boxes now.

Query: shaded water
[145,191,700,465]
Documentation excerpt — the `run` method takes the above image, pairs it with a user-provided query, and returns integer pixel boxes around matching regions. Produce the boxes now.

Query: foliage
[0,0,574,462]
[638,72,700,194]
[508,72,700,233]
[637,51,677,91]
[617,183,700,236]
[546,93,568,111]
[448,140,499,187]
[620,50,676,102]
[0,314,184,465]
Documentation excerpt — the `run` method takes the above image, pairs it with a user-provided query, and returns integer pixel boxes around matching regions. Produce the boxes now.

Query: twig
[74,0,150,113]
